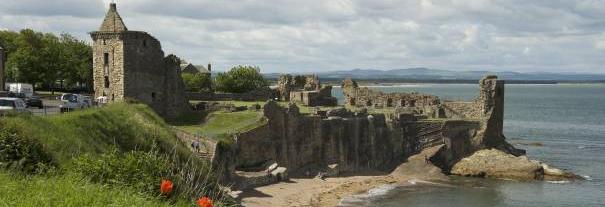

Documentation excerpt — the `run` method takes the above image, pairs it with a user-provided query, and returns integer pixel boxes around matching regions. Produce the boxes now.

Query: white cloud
[0,0,604,73]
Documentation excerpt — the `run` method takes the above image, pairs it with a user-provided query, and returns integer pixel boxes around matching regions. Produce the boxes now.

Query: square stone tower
[90,3,190,119]
[0,45,5,90]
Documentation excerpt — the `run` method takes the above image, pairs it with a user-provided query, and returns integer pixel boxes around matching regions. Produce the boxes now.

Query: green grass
[0,103,189,165]
[0,103,234,206]
[176,110,265,144]
[0,171,190,207]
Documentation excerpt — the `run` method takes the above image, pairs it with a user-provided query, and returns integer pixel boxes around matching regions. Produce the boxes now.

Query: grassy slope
[0,171,190,207]
[0,103,190,165]
[0,103,198,207]
[176,110,266,143]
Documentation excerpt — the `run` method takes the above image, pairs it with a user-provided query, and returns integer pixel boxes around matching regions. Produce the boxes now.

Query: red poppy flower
[197,196,213,207]
[160,179,173,195]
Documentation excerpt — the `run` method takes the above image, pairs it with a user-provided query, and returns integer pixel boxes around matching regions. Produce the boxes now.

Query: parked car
[7,92,43,108]
[59,93,90,112]
[0,97,28,115]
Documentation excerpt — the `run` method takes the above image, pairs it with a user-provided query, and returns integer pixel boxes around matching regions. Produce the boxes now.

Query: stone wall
[342,79,443,118]
[276,74,337,106]
[215,101,486,182]
[211,75,510,186]
[186,88,276,102]
[289,86,337,107]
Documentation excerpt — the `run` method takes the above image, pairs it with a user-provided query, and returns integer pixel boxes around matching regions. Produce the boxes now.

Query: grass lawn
[175,110,265,144]
[0,171,190,207]
[0,103,189,165]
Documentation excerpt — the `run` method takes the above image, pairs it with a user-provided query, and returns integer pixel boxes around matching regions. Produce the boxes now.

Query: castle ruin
[90,3,190,119]
[213,76,516,188]
[276,74,337,106]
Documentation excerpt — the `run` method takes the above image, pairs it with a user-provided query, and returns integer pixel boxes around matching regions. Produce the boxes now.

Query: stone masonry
[0,46,5,90]
[276,74,337,106]
[90,3,190,119]
[212,75,514,186]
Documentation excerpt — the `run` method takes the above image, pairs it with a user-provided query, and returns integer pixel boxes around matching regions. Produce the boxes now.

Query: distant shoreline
[266,77,605,85]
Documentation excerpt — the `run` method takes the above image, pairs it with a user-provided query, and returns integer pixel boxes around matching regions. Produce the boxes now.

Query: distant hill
[263,68,605,82]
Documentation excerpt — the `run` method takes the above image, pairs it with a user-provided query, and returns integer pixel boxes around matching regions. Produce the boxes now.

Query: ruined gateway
[213,76,523,188]
[90,3,190,119]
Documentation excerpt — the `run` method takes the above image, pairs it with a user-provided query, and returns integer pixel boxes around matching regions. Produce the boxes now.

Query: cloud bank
[1,0,604,73]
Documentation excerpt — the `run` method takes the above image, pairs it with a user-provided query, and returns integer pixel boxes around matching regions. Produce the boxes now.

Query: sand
[237,146,446,207]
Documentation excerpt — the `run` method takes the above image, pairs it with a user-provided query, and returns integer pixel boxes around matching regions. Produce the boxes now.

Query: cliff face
[214,76,516,184]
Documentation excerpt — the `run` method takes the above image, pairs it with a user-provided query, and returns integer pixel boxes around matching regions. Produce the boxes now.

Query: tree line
[0,29,92,93]
[0,29,270,94]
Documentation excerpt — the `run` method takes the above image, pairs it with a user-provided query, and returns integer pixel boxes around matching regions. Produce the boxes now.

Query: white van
[7,83,34,98]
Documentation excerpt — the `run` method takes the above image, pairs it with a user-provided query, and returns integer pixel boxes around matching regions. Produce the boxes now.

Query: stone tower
[90,3,190,119]
[478,75,505,145]
[0,45,5,90]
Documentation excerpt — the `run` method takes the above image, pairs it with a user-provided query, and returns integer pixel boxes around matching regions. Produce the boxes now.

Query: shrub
[0,128,54,174]
[214,65,269,93]
[182,73,212,92]
[71,150,170,195]
[71,150,235,206]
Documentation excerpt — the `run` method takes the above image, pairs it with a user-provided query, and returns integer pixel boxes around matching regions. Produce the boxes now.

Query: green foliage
[0,29,92,91]
[182,72,212,92]
[0,128,54,174]
[71,150,234,206]
[0,171,190,207]
[214,65,269,93]
[71,150,170,195]
[0,103,236,206]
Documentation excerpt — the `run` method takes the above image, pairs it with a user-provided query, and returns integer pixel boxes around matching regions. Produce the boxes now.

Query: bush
[182,73,212,92]
[214,65,269,93]
[71,150,235,206]
[0,128,54,174]
[71,150,170,195]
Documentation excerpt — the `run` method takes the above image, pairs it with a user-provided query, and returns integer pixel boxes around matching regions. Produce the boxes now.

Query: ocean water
[331,84,605,207]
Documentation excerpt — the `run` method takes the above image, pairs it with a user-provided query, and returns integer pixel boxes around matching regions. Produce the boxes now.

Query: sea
[331,83,605,207]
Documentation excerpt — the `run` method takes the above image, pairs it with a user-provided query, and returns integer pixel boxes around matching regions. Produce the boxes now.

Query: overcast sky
[1,0,604,73]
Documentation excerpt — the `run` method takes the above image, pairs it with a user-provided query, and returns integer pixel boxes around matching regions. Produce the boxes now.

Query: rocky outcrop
[451,149,578,181]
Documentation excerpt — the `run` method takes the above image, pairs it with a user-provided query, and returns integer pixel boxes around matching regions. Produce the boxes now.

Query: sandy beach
[238,146,446,207]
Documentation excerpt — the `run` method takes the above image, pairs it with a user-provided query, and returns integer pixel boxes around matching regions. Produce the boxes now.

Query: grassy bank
[175,110,266,144]
[0,171,189,207]
[0,103,233,206]
[0,103,188,165]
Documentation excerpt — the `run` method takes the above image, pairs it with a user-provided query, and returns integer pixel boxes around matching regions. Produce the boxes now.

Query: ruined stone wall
[186,88,276,102]
[222,101,485,177]
[342,79,441,109]
[276,74,335,106]
[213,76,509,184]
[289,86,337,107]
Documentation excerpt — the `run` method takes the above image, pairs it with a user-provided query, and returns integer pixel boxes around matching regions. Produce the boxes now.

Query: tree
[0,29,92,93]
[182,73,212,92]
[214,65,269,93]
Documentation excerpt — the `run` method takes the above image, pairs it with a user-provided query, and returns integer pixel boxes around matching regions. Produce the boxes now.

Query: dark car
[7,92,44,109]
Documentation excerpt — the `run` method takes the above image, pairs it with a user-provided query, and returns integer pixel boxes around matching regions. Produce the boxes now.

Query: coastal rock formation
[451,149,543,181]
[451,149,577,181]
